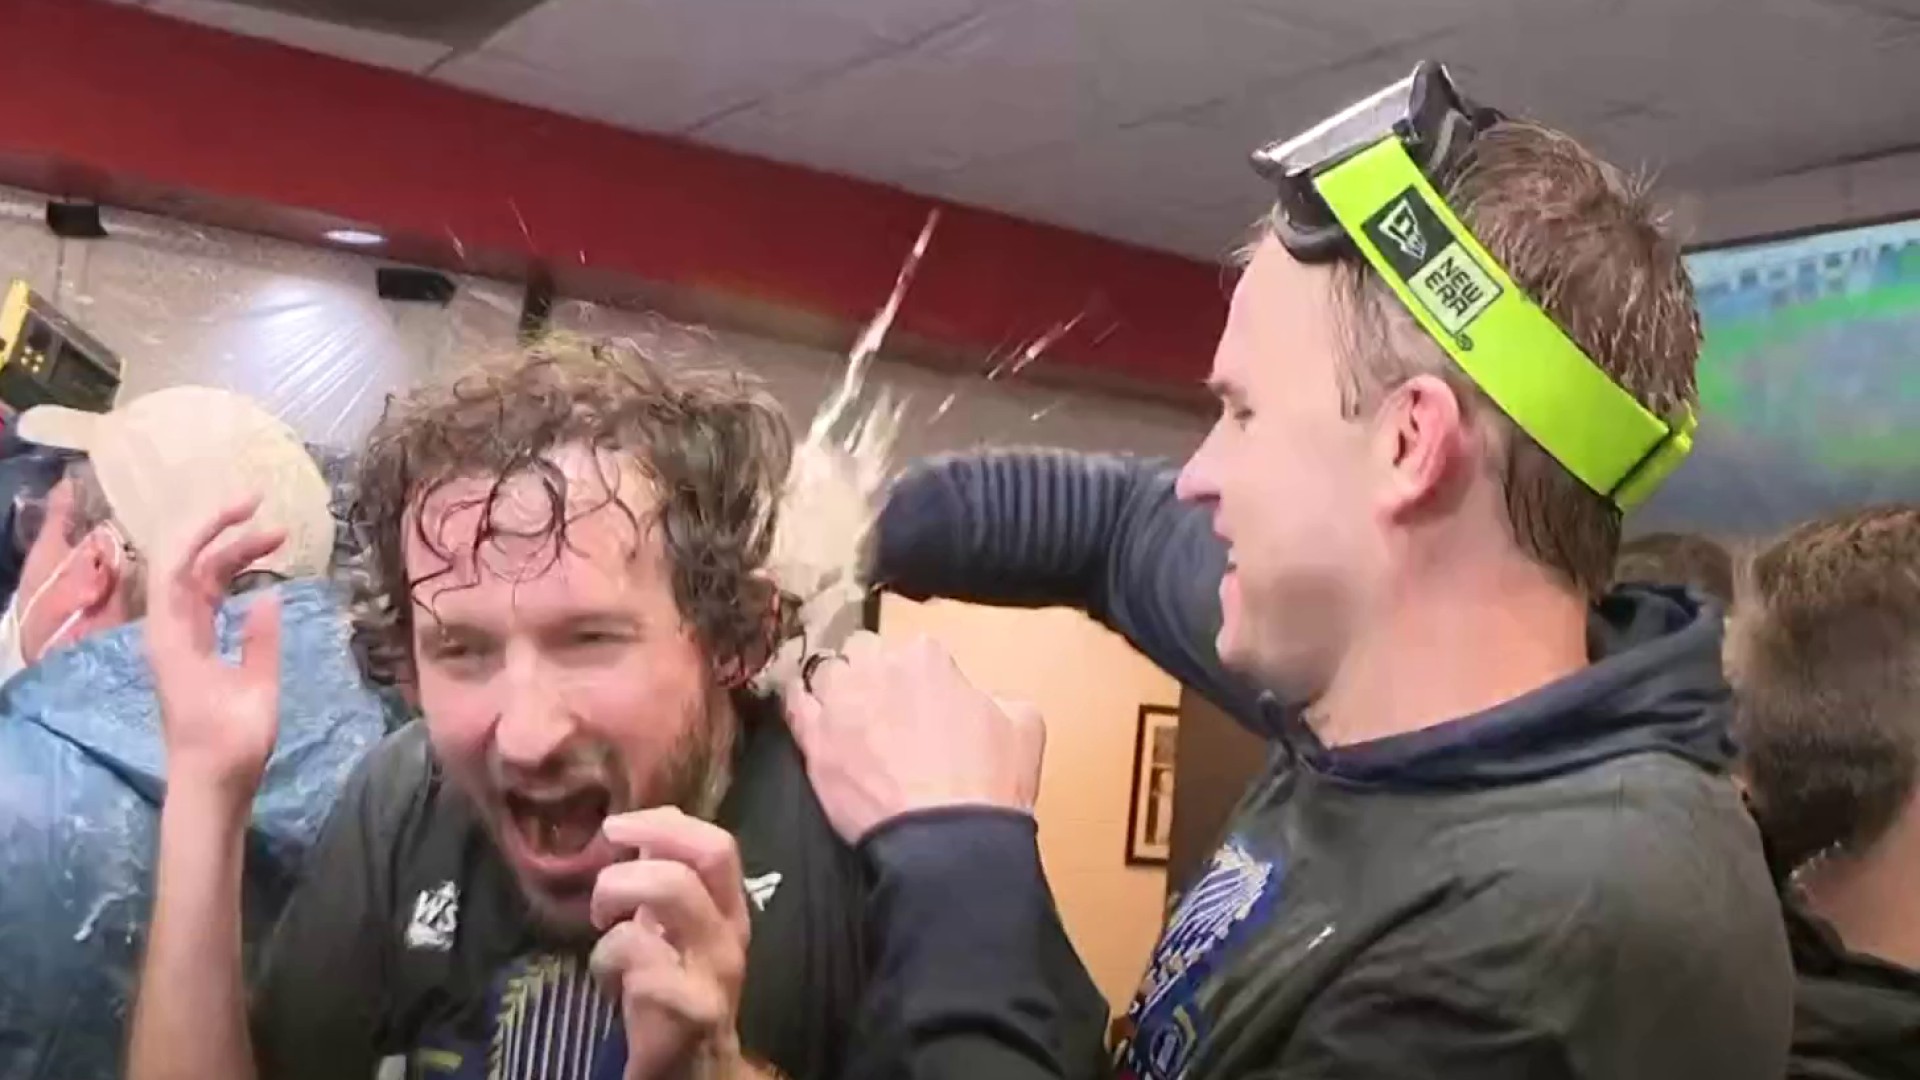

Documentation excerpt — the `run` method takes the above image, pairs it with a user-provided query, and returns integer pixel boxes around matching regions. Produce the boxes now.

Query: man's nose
[494,661,575,770]
[1175,440,1219,505]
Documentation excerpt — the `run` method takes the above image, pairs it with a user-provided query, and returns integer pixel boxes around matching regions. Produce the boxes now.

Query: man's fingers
[782,687,825,756]
[600,810,750,931]
[589,857,747,972]
[1000,698,1046,742]
[616,965,730,1030]
[168,495,264,580]
[994,697,1046,759]
[189,526,286,593]
[589,919,680,998]
[802,650,854,705]
[238,592,283,687]
[998,698,1047,808]
[591,857,702,934]
[839,630,882,662]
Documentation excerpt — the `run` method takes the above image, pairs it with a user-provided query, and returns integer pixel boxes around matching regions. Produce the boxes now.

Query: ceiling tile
[1439,0,1919,175]
[1079,200,1261,262]
[1236,0,1535,43]
[150,0,451,71]
[433,48,682,131]
[691,0,1350,184]
[140,0,1920,258]
[437,0,991,135]
[925,35,1464,248]
[926,117,1265,246]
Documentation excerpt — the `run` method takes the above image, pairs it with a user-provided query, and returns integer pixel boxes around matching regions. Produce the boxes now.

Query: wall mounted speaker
[376,267,457,306]
[44,202,107,240]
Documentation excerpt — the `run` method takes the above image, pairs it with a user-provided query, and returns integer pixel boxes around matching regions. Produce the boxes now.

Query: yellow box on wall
[0,280,123,419]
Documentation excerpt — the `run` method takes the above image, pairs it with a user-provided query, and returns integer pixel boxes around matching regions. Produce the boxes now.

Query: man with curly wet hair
[126,335,1106,1080]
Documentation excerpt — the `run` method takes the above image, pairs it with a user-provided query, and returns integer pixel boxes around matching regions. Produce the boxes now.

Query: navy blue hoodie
[870,447,1793,1080]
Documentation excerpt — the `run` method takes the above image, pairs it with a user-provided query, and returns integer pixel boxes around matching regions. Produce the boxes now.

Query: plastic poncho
[0,579,392,1080]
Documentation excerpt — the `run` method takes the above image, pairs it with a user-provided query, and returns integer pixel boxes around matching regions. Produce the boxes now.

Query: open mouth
[503,786,613,861]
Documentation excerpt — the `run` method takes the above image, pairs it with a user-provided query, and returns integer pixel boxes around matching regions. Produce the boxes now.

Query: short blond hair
[1314,121,1701,596]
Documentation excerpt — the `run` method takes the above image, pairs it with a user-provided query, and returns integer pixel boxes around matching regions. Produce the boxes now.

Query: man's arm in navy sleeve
[874,448,1263,724]
[838,809,1107,1080]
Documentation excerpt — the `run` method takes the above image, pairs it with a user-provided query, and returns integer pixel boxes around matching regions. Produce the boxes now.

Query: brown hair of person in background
[1314,121,1702,598]
[1612,531,1736,608]
[348,333,799,690]
[1727,504,1920,871]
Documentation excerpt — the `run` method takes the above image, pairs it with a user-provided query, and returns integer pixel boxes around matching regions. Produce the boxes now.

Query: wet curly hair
[349,333,798,689]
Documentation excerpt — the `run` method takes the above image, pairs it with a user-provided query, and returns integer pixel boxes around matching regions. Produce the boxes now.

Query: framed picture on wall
[1126,704,1179,866]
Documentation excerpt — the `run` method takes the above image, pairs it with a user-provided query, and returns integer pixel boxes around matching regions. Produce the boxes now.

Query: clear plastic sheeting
[0,181,1209,463]
[550,299,1208,463]
[0,579,394,1080]
[0,187,524,450]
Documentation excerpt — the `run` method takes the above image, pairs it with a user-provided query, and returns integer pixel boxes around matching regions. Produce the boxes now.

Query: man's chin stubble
[523,885,602,947]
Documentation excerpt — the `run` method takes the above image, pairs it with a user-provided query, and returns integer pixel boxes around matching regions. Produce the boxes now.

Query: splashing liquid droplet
[930,392,959,424]
[753,211,937,693]
[987,310,1087,381]
[508,198,535,249]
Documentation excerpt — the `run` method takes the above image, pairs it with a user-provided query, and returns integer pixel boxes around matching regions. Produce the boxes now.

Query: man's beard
[501,696,739,943]
[1738,695,1918,870]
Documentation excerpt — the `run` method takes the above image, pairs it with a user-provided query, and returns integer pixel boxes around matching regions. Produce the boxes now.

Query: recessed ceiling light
[324,228,385,247]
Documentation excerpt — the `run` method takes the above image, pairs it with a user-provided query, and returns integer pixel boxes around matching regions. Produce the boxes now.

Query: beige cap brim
[16,404,104,454]
[15,390,335,580]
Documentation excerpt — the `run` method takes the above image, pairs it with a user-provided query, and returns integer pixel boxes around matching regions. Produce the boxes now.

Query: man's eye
[426,637,484,662]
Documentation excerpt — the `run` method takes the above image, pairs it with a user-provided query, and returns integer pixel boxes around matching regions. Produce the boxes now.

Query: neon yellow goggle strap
[1311,138,1694,510]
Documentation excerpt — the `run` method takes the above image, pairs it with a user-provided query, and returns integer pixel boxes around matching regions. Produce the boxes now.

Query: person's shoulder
[360,718,435,781]
[1348,764,1793,1073]
[1442,756,1786,980]
[341,719,442,834]
[725,695,839,839]
[724,693,863,884]
[1484,758,1760,891]
[1576,754,1771,908]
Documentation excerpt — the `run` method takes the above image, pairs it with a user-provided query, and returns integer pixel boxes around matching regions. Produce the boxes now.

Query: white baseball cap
[17,386,335,579]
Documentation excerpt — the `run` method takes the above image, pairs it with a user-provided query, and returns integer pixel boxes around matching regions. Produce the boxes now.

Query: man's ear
[1373,373,1471,520]
[76,528,128,613]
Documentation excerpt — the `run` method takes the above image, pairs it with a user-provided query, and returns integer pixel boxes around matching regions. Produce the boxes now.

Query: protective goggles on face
[1249,61,1694,510]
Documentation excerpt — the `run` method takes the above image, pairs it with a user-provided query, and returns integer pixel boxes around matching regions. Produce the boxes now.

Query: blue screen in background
[1637,217,1920,535]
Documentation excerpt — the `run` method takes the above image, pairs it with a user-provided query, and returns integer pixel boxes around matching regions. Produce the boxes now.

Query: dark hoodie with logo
[871,447,1795,1079]
[245,695,1109,1080]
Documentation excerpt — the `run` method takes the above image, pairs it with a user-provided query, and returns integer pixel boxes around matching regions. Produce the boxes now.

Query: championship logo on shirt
[1114,839,1282,1080]
[412,952,621,1080]
[491,954,620,1078]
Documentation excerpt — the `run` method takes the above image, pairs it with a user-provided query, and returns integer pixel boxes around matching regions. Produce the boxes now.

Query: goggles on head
[1249,61,1694,511]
